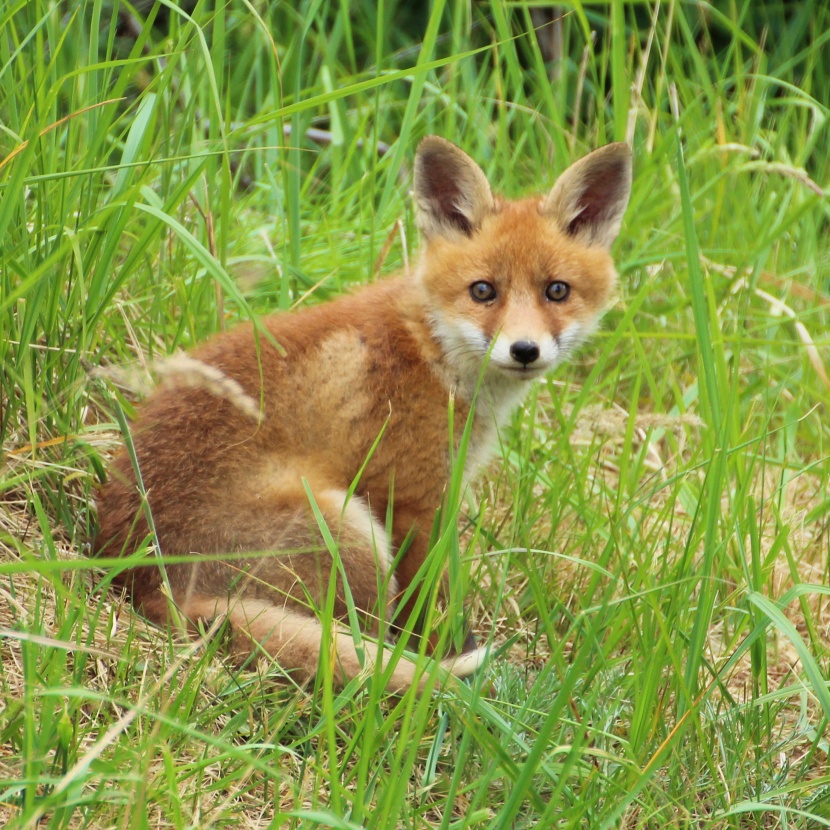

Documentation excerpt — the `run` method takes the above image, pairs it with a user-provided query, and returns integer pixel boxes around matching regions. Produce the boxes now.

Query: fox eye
[469,281,497,303]
[545,281,570,302]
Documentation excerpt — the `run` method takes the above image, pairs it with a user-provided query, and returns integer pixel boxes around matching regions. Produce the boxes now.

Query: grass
[1,0,829,827]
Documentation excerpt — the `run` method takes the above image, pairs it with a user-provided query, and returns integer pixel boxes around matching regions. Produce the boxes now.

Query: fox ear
[413,136,494,239]
[541,143,632,250]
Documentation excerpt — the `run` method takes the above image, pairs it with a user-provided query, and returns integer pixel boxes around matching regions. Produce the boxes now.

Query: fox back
[95,136,632,691]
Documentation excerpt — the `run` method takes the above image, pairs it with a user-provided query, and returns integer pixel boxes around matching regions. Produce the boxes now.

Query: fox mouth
[492,361,551,378]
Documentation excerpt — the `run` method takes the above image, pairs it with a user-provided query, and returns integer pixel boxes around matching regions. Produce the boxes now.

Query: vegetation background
[1,0,829,827]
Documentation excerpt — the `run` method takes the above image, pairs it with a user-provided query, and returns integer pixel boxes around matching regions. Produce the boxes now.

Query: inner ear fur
[541,143,633,250]
[413,136,495,240]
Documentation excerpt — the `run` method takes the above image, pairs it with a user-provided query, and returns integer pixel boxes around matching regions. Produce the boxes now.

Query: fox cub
[96,136,632,691]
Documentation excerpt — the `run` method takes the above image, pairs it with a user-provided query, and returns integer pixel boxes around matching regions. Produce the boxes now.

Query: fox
[95,136,632,692]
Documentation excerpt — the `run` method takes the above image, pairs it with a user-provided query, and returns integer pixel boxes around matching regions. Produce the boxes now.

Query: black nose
[509,340,540,366]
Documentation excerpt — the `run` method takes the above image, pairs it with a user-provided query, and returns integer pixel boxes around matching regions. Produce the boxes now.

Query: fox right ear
[413,136,494,240]
[541,143,633,250]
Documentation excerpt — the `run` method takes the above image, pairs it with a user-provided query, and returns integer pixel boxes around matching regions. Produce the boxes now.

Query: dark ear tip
[581,143,633,190]
[599,142,634,171]
[594,142,632,162]
[599,141,631,154]
[416,135,455,158]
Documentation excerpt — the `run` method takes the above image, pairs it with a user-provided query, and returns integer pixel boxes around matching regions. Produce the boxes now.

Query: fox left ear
[541,143,633,250]
[413,136,495,240]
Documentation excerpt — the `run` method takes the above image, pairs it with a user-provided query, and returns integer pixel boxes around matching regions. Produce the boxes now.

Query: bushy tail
[176,594,487,692]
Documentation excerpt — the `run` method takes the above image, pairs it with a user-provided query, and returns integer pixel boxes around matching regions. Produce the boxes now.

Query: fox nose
[509,340,540,366]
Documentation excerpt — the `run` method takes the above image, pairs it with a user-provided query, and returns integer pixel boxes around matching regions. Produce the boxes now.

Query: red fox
[95,136,632,691]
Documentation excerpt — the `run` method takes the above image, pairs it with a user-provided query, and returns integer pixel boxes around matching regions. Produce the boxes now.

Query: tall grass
[1,1,829,827]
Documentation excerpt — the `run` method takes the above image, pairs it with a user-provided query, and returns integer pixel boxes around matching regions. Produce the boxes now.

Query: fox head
[412,136,632,388]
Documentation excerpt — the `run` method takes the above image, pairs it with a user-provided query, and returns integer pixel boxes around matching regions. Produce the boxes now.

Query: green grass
[2,0,830,827]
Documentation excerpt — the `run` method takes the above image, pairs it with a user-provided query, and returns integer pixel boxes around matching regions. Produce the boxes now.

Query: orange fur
[95,136,632,690]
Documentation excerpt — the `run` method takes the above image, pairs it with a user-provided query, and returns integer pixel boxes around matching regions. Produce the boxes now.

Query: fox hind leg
[152,486,399,679]
[139,485,487,689]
